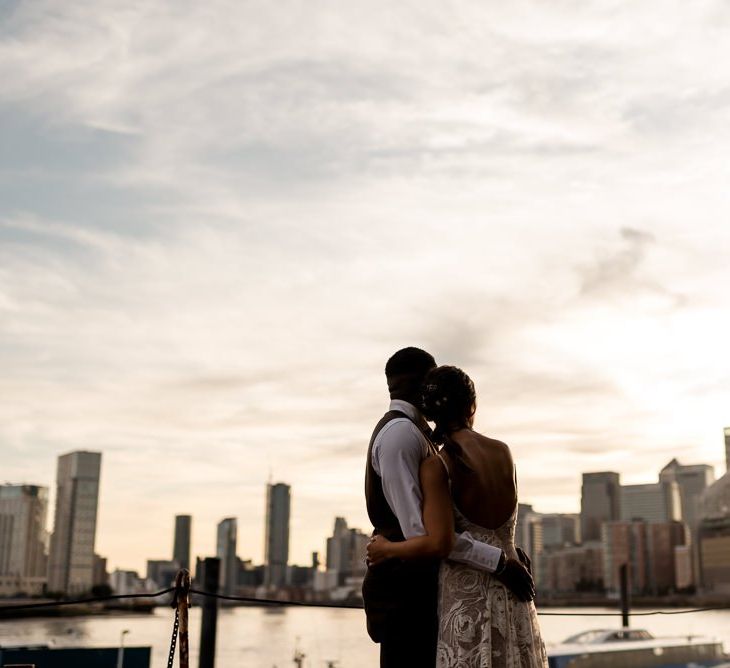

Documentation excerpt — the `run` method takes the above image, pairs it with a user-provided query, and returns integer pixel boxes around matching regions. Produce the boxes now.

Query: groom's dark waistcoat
[365,409,413,542]
[363,410,440,645]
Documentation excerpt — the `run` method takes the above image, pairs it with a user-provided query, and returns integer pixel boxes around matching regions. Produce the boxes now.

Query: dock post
[199,557,220,668]
[619,563,630,629]
[175,569,191,668]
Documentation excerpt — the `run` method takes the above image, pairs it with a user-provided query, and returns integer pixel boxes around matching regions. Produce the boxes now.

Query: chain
[167,606,180,668]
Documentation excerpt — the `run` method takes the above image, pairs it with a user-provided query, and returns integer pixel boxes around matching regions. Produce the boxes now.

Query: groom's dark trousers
[363,559,439,667]
[362,410,440,668]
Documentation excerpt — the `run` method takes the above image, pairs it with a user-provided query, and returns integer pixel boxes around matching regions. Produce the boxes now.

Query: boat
[547,627,728,668]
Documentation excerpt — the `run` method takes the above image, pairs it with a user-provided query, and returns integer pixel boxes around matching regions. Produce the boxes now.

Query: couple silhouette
[362,347,548,668]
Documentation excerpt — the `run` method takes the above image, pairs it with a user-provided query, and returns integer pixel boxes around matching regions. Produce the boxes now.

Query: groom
[362,347,534,667]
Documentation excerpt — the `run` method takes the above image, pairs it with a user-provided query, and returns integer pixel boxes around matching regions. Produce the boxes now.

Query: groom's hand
[496,558,535,602]
[516,547,532,574]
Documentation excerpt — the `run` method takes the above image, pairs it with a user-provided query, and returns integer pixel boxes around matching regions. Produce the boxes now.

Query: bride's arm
[367,456,454,563]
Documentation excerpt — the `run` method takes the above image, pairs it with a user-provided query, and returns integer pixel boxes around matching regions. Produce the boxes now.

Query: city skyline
[2,438,727,575]
[1,442,727,598]
[3,1,730,572]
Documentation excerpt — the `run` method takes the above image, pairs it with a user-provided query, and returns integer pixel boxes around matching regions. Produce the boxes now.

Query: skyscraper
[620,481,682,523]
[724,427,730,473]
[540,513,580,549]
[0,484,48,596]
[514,504,544,580]
[216,517,237,596]
[173,514,192,570]
[601,520,648,594]
[264,482,290,588]
[659,459,714,531]
[325,517,370,585]
[48,451,102,594]
[580,472,621,542]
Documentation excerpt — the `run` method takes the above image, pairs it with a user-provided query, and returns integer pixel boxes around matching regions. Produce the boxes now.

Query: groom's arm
[449,532,503,572]
[373,419,429,538]
[374,420,504,573]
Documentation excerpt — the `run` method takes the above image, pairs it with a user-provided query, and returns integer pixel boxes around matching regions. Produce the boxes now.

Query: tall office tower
[724,427,730,473]
[659,459,715,531]
[514,504,544,583]
[325,517,370,585]
[264,482,290,588]
[0,484,48,596]
[540,514,580,549]
[216,517,237,596]
[620,481,681,523]
[147,559,179,589]
[601,520,648,594]
[580,472,621,542]
[92,554,108,587]
[646,521,687,594]
[173,515,192,570]
[326,516,349,573]
[541,543,604,594]
[48,451,102,594]
[697,469,730,592]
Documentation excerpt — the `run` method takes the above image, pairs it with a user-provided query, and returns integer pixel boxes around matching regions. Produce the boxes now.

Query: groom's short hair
[385,347,436,400]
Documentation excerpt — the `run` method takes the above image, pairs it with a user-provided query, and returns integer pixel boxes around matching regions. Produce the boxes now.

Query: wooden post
[175,569,192,668]
[198,557,220,668]
[619,563,630,629]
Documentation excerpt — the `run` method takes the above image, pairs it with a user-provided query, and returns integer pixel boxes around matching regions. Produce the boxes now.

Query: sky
[1,1,730,573]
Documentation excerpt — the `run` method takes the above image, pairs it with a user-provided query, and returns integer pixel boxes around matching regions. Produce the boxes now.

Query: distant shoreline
[0,599,157,620]
[2,594,728,620]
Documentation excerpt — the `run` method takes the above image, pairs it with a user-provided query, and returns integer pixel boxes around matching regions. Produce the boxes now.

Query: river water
[1,606,729,667]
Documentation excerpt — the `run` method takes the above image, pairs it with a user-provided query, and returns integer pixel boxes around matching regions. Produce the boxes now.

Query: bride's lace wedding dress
[436,497,548,667]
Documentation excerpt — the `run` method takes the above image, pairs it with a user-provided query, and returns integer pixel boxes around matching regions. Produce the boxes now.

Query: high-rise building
[540,514,580,549]
[724,427,730,473]
[48,451,102,594]
[92,554,108,588]
[216,517,237,596]
[515,504,544,584]
[515,504,543,561]
[264,482,290,588]
[325,517,370,586]
[541,542,604,593]
[173,515,192,570]
[698,467,730,593]
[646,521,687,594]
[620,481,681,523]
[602,519,687,595]
[110,569,144,595]
[0,484,48,596]
[147,559,179,589]
[580,472,621,542]
[601,520,648,595]
[659,459,715,532]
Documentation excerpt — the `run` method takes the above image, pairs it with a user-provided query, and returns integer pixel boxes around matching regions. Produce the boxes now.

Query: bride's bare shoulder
[419,454,449,486]
[473,432,513,457]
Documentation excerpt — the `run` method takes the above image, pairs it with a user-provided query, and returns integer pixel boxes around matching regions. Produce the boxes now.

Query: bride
[367,365,548,668]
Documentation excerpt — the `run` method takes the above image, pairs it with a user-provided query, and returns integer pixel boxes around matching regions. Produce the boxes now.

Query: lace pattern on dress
[436,493,548,667]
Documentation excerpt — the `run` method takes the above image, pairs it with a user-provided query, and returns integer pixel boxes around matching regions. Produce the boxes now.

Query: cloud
[576,226,688,307]
[2,0,730,570]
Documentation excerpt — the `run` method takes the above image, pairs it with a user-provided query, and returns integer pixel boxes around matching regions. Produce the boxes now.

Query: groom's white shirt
[371,399,503,572]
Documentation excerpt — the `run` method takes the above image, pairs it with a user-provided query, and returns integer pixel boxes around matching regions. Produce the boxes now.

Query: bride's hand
[366,535,393,567]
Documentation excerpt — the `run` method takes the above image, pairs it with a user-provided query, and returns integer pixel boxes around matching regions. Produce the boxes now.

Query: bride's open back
[440,429,518,531]
[421,366,547,668]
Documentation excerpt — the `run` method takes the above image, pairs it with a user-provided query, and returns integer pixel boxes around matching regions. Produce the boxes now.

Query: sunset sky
[2,1,730,573]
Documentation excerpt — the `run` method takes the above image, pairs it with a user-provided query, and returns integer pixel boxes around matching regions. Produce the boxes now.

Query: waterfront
[1,606,729,668]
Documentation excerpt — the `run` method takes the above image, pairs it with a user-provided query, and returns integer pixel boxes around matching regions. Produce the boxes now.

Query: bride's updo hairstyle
[421,365,476,446]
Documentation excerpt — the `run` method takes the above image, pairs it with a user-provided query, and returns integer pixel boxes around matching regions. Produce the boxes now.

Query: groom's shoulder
[376,415,417,438]
[374,415,422,449]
